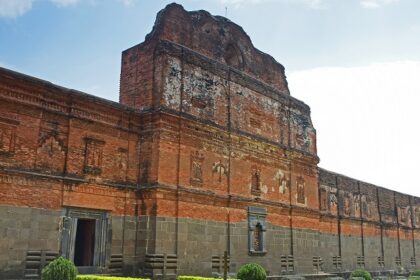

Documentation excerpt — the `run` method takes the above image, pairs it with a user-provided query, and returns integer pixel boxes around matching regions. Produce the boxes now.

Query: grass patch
[76,276,149,280]
[177,276,238,280]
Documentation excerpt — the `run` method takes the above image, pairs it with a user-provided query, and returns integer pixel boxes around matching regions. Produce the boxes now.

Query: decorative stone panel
[248,206,267,255]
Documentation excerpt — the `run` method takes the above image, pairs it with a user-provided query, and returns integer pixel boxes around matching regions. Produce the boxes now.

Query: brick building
[0,3,419,279]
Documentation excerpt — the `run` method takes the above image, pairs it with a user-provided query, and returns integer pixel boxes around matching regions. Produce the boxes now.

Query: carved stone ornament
[212,161,228,183]
[275,170,289,194]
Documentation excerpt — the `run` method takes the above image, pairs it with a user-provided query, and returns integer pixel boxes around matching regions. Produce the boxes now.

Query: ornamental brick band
[0,3,418,279]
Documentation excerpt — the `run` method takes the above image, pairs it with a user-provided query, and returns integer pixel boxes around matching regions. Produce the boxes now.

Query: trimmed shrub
[76,276,149,280]
[411,270,420,277]
[41,256,78,280]
[177,277,237,280]
[237,263,266,280]
[351,269,372,280]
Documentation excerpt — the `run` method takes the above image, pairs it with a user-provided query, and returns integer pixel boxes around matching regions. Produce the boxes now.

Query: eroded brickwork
[0,3,418,279]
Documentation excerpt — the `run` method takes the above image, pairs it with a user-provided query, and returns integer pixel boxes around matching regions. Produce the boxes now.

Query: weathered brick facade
[0,3,418,279]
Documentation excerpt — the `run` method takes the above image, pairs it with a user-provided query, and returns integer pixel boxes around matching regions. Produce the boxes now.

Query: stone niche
[248,207,267,255]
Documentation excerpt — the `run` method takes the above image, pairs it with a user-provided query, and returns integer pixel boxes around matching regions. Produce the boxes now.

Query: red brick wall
[120,3,289,98]
[0,68,140,217]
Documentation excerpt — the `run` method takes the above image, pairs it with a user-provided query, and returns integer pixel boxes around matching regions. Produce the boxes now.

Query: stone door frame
[60,207,111,274]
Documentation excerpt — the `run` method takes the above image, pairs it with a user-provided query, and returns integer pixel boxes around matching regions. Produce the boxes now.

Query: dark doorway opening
[74,219,96,266]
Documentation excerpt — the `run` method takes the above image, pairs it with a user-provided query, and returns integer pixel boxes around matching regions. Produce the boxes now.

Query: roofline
[0,66,136,113]
[319,166,412,197]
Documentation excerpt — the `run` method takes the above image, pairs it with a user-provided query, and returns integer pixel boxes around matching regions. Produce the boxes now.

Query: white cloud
[297,0,326,9]
[288,61,420,196]
[117,0,136,6]
[219,0,267,8]
[50,0,134,8]
[219,0,326,9]
[50,0,80,8]
[0,0,32,18]
[360,0,399,9]
[0,0,88,18]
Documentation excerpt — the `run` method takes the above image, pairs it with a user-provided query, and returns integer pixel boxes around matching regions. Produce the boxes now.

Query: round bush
[351,268,372,280]
[41,256,78,280]
[237,263,266,280]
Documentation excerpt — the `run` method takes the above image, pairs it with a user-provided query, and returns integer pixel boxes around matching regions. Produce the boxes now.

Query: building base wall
[2,203,420,279]
[0,205,143,279]
[0,205,60,280]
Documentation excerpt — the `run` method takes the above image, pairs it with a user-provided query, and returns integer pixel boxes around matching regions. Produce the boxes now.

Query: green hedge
[237,263,266,280]
[350,269,372,280]
[76,276,149,280]
[41,256,78,280]
[177,276,238,280]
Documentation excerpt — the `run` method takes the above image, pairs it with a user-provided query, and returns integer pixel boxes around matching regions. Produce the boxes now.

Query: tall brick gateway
[0,3,419,279]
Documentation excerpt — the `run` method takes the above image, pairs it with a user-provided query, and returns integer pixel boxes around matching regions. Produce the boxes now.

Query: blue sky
[1,0,420,196]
